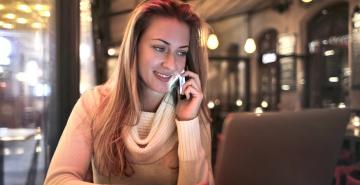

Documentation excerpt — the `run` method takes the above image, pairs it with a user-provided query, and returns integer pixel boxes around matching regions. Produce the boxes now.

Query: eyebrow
[151,38,189,48]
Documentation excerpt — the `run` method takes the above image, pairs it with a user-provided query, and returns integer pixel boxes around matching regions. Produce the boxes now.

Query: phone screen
[178,75,186,99]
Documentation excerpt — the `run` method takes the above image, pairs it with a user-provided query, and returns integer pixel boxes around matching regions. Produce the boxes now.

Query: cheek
[177,58,187,70]
[138,49,156,68]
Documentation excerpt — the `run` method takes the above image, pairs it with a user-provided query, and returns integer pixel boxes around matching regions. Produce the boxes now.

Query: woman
[44,0,214,184]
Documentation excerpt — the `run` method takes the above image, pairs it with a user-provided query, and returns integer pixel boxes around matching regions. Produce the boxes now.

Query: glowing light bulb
[33,4,49,11]
[207,101,215,109]
[107,48,116,56]
[31,22,43,29]
[3,13,16,19]
[16,18,28,24]
[244,38,256,54]
[302,0,312,3]
[207,34,219,50]
[261,101,269,108]
[236,99,243,107]
[338,102,346,109]
[17,4,32,13]
[39,10,51,17]
[353,116,360,127]
[2,23,14,29]
[254,107,263,114]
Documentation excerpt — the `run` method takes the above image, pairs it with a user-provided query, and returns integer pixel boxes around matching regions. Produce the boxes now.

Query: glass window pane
[80,0,96,94]
[0,0,53,184]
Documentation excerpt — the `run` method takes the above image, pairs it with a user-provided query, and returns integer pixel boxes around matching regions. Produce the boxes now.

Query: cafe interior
[0,0,359,184]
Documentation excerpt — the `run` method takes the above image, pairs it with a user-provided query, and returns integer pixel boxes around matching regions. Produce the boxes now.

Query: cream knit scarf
[124,93,178,164]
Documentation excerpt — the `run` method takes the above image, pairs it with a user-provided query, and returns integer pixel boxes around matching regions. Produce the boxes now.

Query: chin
[148,83,169,94]
[153,87,169,94]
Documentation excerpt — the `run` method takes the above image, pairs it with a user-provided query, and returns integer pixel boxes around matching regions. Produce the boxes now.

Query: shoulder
[81,85,110,104]
[77,85,110,116]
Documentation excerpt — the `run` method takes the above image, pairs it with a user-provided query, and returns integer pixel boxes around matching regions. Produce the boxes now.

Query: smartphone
[178,74,186,100]
[178,63,190,100]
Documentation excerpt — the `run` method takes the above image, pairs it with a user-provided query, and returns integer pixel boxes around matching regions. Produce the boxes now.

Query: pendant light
[244,13,256,54]
[207,33,219,50]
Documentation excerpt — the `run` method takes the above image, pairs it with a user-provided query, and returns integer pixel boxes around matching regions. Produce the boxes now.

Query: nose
[162,53,177,71]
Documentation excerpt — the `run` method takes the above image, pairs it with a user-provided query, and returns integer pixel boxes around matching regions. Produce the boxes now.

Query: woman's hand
[175,71,203,121]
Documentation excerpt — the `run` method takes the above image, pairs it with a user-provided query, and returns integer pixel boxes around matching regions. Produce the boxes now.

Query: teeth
[155,71,171,78]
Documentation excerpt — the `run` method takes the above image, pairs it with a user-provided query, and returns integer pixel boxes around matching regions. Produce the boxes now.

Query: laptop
[214,108,351,185]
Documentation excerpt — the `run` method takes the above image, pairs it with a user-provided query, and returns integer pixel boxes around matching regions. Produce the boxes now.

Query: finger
[185,88,190,100]
[183,84,192,100]
[182,71,200,86]
[183,85,203,100]
[182,79,201,92]
[183,83,201,97]
[182,71,201,88]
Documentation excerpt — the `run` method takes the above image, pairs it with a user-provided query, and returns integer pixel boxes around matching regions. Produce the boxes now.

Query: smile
[154,71,173,82]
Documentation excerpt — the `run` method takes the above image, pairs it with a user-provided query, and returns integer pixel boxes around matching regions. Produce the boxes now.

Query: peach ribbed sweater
[44,85,214,185]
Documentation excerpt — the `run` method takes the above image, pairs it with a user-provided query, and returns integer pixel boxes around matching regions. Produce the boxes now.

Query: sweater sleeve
[44,89,103,185]
[176,117,214,185]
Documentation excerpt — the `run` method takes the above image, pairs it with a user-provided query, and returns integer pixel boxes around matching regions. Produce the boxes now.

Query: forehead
[142,16,190,44]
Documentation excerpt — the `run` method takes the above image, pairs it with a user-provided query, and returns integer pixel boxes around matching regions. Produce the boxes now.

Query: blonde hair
[93,0,211,176]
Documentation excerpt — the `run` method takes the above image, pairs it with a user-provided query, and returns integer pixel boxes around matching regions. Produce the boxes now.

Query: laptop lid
[215,109,350,185]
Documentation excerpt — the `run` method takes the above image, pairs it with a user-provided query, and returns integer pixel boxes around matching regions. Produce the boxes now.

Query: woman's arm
[175,70,214,185]
[44,90,100,185]
[176,117,214,185]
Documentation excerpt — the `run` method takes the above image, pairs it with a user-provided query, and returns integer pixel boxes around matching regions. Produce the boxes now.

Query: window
[257,29,279,111]
[305,2,349,108]
[0,1,54,184]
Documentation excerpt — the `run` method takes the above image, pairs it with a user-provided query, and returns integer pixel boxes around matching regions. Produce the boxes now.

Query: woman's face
[137,16,190,94]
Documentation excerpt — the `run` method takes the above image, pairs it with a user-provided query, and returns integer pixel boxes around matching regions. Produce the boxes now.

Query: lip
[154,71,173,82]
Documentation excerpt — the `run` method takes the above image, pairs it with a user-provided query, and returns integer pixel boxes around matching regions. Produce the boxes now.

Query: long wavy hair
[93,0,211,176]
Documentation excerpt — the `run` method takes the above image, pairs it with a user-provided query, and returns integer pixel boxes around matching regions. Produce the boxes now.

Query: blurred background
[0,0,359,184]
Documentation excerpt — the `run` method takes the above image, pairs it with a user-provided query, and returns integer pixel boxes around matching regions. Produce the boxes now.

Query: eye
[177,50,188,57]
[152,46,166,53]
